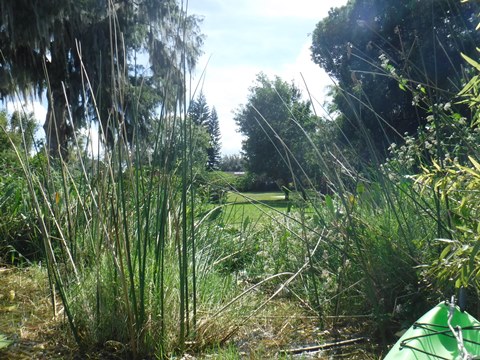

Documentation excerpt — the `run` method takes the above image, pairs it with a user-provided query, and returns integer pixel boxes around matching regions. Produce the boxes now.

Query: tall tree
[234,73,315,186]
[188,92,210,126]
[206,107,221,170]
[0,0,204,158]
[311,0,480,159]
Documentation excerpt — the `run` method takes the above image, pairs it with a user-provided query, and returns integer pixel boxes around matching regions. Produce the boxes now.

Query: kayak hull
[384,302,480,359]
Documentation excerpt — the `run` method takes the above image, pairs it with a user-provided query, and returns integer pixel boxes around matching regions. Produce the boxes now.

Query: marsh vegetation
[1,0,480,359]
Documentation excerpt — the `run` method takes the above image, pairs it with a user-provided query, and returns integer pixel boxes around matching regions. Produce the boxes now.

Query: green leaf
[325,195,335,215]
[0,334,12,349]
[469,239,480,276]
[439,244,451,261]
[356,182,365,195]
[242,216,251,231]
[469,156,480,173]
[461,53,480,72]
[458,75,479,97]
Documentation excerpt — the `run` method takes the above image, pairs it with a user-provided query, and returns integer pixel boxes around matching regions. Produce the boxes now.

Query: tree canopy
[0,111,37,165]
[311,0,480,159]
[188,93,221,170]
[219,154,245,172]
[234,73,315,186]
[206,107,221,171]
[0,0,204,158]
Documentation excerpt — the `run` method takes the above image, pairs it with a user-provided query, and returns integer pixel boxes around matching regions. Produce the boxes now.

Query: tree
[0,111,37,164]
[206,107,221,170]
[189,94,221,170]
[0,0,204,158]
[311,0,480,159]
[0,111,42,260]
[234,73,316,187]
[188,92,210,126]
[219,154,245,172]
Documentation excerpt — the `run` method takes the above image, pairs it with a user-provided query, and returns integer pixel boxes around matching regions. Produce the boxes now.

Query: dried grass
[0,266,76,359]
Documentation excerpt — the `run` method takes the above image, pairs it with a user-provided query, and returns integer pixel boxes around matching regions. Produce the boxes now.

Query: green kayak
[384,302,480,359]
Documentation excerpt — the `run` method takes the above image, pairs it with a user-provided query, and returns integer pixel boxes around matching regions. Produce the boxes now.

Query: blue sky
[5,0,348,156]
[189,0,348,155]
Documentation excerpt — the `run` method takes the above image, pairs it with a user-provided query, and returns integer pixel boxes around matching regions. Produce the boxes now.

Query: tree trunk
[44,87,69,159]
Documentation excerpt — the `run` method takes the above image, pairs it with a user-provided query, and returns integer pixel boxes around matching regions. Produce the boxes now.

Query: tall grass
[219,9,480,346]
[4,1,480,358]
[3,4,262,359]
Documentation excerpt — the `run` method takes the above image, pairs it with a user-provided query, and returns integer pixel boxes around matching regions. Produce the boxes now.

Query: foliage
[2,7,261,357]
[0,111,36,161]
[219,153,245,172]
[206,107,221,171]
[196,171,235,204]
[0,4,207,356]
[189,92,211,126]
[234,73,316,187]
[5,1,480,357]
[406,51,480,297]
[0,334,11,350]
[189,93,222,170]
[311,0,480,159]
[0,0,204,157]
[148,115,210,175]
[415,158,480,292]
[0,111,42,262]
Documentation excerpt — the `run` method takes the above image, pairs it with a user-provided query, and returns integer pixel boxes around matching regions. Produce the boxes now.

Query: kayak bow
[384,302,480,359]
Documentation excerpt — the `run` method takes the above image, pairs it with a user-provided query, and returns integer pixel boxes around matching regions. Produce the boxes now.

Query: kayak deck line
[384,302,480,359]
[398,344,450,360]
[398,323,480,360]
[401,322,480,346]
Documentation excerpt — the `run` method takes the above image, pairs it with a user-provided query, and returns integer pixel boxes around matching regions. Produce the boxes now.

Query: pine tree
[188,92,210,126]
[206,107,221,170]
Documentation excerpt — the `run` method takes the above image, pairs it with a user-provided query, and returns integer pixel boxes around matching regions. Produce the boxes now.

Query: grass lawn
[220,191,297,225]
[227,192,287,203]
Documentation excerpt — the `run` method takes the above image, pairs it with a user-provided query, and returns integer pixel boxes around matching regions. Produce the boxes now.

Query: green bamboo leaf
[458,76,478,97]
[461,53,480,72]
[459,165,480,179]
[469,240,480,275]
[468,156,480,172]
[439,244,451,261]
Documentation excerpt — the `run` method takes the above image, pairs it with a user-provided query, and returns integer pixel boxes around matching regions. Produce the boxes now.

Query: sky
[189,0,348,155]
[4,0,348,156]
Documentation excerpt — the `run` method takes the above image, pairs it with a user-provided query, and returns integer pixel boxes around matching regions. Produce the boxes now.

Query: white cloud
[191,0,348,155]
[244,0,343,19]
[281,41,336,117]
[5,99,47,126]
[193,63,264,155]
